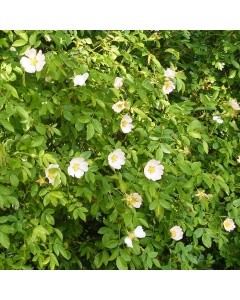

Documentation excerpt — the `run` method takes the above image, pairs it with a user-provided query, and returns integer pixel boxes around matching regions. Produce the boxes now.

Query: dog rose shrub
[0,30,239,270]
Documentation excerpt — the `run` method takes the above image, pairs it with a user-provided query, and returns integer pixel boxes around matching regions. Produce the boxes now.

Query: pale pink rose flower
[20,48,46,73]
[229,100,240,110]
[170,226,184,241]
[223,218,236,232]
[112,101,127,113]
[45,164,61,185]
[164,68,175,78]
[68,157,88,179]
[73,73,89,86]
[144,159,164,181]
[114,77,123,89]
[108,149,126,170]
[162,81,175,95]
[120,114,134,133]
[213,116,223,124]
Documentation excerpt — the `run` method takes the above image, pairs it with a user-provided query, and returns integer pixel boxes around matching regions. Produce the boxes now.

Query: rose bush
[0,30,239,270]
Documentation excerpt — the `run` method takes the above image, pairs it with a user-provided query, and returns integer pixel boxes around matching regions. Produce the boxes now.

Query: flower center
[165,82,170,89]
[198,191,207,199]
[73,163,80,171]
[148,166,155,174]
[48,171,55,179]
[129,233,134,239]
[30,57,38,66]
[225,221,231,228]
[171,230,177,237]
[111,154,118,163]
[117,104,123,109]
[126,195,137,206]
[126,195,132,202]
[121,120,127,127]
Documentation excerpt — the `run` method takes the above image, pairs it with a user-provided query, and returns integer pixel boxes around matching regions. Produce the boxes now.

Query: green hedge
[0,30,239,269]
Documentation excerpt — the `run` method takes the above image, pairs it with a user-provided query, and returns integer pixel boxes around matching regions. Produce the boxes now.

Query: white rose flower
[124,226,146,248]
[112,101,127,113]
[124,237,133,248]
[170,226,184,241]
[114,77,123,89]
[237,156,240,163]
[125,193,142,208]
[223,218,236,232]
[144,159,164,181]
[229,99,240,110]
[134,226,146,238]
[120,114,134,133]
[73,73,89,86]
[213,116,223,124]
[164,68,175,78]
[162,81,175,95]
[195,190,210,199]
[45,164,61,185]
[108,149,126,170]
[20,48,46,73]
[12,205,20,211]
[68,157,88,179]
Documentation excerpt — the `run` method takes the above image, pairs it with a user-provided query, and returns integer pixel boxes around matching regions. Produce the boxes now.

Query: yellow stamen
[129,232,134,239]
[148,166,155,174]
[117,104,123,109]
[224,221,231,228]
[121,120,127,127]
[37,177,46,185]
[30,57,38,66]
[165,82,170,89]
[48,171,55,179]
[171,230,177,237]
[73,163,80,171]
[197,191,208,199]
[111,154,118,163]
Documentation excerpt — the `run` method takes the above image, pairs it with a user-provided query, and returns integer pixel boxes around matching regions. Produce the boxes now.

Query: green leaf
[0,225,15,234]
[202,140,209,154]
[3,83,19,98]
[50,191,63,198]
[0,231,10,249]
[194,228,204,238]
[116,256,128,270]
[86,123,95,140]
[179,163,192,176]
[202,233,212,248]
[188,131,201,139]
[92,119,102,135]
[10,174,19,187]
[202,173,213,188]
[12,39,27,47]
[0,120,14,132]
[159,198,171,210]
[96,99,105,109]
[138,218,149,228]
[16,106,29,119]
[148,252,158,259]
[229,70,236,78]
[132,107,150,119]
[165,48,180,60]
[78,116,91,123]
[46,214,55,225]
[0,217,8,224]
[54,228,63,242]
[31,136,45,147]
[188,254,198,264]
[105,240,119,249]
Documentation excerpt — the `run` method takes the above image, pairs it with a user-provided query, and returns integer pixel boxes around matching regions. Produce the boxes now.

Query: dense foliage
[0,30,240,270]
